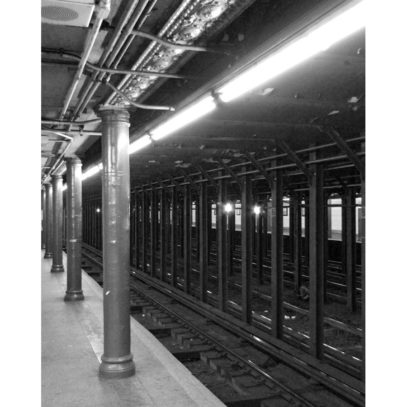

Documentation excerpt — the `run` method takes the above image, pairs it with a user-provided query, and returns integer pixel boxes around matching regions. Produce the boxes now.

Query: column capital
[51,174,63,180]
[97,105,130,124]
[66,156,82,166]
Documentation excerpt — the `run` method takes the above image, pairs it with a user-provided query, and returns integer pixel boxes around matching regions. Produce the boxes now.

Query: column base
[44,252,53,259]
[51,264,64,273]
[64,290,84,302]
[99,354,135,379]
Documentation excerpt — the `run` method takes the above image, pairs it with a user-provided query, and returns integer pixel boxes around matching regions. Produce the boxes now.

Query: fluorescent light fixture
[129,134,152,154]
[150,96,216,141]
[217,0,366,103]
[253,205,261,215]
[224,202,233,213]
[82,163,102,181]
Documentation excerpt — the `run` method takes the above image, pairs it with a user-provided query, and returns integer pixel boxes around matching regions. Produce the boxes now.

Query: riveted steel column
[271,167,283,338]
[42,189,46,249]
[241,170,253,324]
[134,192,140,268]
[183,184,191,293]
[255,207,264,285]
[150,189,157,277]
[199,182,208,302]
[309,159,324,359]
[44,183,53,258]
[293,194,302,293]
[64,157,84,301]
[217,176,227,311]
[141,189,147,273]
[159,188,166,280]
[98,107,135,379]
[171,186,177,287]
[51,175,64,272]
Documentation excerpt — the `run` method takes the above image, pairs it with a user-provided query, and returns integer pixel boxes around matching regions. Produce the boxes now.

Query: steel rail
[132,283,318,407]
[81,243,364,406]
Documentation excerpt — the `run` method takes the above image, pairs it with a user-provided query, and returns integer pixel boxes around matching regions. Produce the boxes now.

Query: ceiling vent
[41,0,95,27]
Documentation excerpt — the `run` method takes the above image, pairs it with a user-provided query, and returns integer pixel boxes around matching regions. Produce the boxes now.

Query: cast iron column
[64,157,84,301]
[42,188,46,249]
[51,175,64,272]
[44,183,53,258]
[98,107,135,378]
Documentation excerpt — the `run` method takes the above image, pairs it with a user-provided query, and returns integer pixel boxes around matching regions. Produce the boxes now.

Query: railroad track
[81,243,364,406]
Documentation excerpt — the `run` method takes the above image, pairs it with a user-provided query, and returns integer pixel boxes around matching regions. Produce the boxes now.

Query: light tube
[129,134,152,154]
[218,0,366,103]
[150,96,216,141]
[82,164,102,181]
[62,184,67,191]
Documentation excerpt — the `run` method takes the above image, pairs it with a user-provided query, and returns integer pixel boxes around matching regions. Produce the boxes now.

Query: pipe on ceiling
[72,0,150,119]
[103,81,175,111]
[106,0,194,106]
[59,0,111,120]
[42,119,101,126]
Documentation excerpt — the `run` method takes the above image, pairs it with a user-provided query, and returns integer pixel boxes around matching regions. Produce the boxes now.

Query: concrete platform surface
[42,251,225,407]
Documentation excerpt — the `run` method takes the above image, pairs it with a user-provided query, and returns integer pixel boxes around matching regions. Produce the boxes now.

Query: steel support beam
[64,157,84,301]
[360,172,365,382]
[342,189,356,312]
[183,184,191,294]
[44,183,53,258]
[51,174,64,273]
[309,159,325,359]
[199,182,208,302]
[255,207,264,285]
[41,189,46,249]
[241,170,252,323]
[217,177,227,311]
[98,107,135,378]
[293,194,302,293]
[271,167,283,338]
[159,188,166,281]
[133,192,140,268]
[150,189,157,277]
[141,189,147,273]
[324,128,364,177]
[171,186,177,287]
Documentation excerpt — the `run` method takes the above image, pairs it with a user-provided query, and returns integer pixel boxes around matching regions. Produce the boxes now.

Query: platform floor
[42,251,225,407]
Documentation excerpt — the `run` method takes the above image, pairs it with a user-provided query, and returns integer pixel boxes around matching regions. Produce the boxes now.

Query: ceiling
[41,0,365,197]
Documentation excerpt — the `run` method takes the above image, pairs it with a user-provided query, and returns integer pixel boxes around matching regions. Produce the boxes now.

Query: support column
[255,207,264,285]
[171,186,177,287]
[183,184,191,293]
[133,192,140,268]
[199,182,208,302]
[343,189,356,312]
[141,189,147,273]
[42,188,46,249]
[217,177,227,311]
[271,168,283,338]
[44,183,53,258]
[309,161,325,359]
[159,188,166,281]
[150,189,157,277]
[98,107,135,378]
[241,170,252,323]
[51,174,64,272]
[64,157,84,301]
[293,194,302,293]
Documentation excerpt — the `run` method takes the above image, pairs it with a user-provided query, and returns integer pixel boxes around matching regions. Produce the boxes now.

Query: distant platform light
[224,202,233,213]
[253,205,261,215]
[96,208,101,213]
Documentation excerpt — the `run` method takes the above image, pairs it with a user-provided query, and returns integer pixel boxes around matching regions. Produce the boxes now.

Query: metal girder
[276,140,312,182]
[195,164,216,187]
[323,127,364,177]
[219,160,242,189]
[246,153,273,185]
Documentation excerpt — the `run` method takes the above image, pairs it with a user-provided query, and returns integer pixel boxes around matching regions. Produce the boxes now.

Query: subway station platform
[42,251,225,407]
